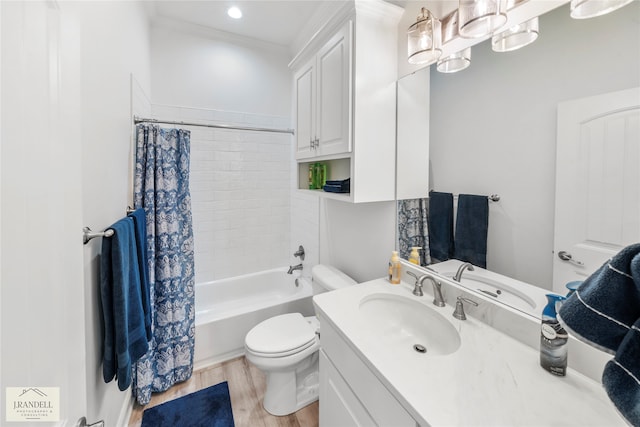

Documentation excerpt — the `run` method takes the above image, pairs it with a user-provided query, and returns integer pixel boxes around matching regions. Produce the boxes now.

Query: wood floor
[128,356,319,427]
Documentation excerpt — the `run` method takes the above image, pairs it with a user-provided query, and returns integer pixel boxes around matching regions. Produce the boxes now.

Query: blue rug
[141,381,235,427]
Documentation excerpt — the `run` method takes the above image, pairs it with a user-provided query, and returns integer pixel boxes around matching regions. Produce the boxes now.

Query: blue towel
[128,208,152,341]
[453,194,489,268]
[427,191,454,262]
[558,243,640,426]
[100,217,150,391]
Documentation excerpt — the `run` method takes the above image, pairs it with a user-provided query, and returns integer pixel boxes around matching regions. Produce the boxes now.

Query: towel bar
[83,227,114,245]
[453,194,500,202]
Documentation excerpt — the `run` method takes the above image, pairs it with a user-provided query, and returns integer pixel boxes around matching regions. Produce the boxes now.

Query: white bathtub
[194,268,314,369]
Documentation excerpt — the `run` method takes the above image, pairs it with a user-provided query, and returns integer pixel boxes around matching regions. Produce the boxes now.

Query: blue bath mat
[141,381,235,427]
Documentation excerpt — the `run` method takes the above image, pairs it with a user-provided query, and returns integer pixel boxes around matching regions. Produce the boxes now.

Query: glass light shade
[407,8,442,65]
[491,17,539,52]
[570,0,633,19]
[458,0,508,39]
[437,48,472,73]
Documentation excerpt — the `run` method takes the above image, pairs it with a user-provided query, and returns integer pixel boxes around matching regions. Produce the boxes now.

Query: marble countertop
[313,277,625,426]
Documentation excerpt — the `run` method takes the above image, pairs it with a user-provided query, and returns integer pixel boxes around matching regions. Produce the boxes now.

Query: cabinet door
[319,350,375,426]
[295,58,315,159]
[316,20,352,157]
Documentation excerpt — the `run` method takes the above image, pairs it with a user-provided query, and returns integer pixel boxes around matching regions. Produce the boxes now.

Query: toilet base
[262,352,319,416]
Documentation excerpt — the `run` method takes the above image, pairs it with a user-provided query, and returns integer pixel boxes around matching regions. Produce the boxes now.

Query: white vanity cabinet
[291,0,402,203]
[318,314,418,427]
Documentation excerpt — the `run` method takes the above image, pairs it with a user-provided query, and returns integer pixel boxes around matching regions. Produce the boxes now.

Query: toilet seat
[245,313,317,358]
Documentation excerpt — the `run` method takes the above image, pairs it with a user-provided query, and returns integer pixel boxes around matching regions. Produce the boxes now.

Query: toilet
[244,264,357,416]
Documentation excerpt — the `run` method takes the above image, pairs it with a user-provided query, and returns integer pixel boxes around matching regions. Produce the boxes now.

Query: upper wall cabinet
[290,0,403,203]
[295,23,351,159]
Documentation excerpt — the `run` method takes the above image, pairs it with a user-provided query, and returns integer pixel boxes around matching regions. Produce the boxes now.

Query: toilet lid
[245,313,316,355]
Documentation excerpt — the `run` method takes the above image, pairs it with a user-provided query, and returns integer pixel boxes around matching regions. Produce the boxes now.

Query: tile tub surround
[313,277,625,426]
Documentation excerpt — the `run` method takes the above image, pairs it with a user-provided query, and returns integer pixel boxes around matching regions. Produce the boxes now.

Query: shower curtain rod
[134,116,295,135]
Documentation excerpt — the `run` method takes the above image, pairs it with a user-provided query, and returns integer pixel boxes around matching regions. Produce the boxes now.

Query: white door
[1,1,88,425]
[552,87,640,294]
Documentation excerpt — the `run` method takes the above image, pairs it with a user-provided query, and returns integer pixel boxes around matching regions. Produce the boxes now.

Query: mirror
[395,2,640,318]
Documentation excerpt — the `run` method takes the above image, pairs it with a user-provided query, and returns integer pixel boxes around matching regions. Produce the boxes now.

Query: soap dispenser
[408,247,421,265]
[388,251,401,285]
[540,293,568,376]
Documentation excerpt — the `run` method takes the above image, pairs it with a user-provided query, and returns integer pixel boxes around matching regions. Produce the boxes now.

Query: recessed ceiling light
[227,6,242,19]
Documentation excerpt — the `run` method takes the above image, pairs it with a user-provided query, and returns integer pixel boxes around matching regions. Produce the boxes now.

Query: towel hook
[83,227,114,245]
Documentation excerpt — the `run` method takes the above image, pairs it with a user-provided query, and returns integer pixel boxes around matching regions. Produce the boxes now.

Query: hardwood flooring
[128,356,319,427]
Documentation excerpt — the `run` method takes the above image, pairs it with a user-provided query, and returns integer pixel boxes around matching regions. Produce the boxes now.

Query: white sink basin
[359,293,461,356]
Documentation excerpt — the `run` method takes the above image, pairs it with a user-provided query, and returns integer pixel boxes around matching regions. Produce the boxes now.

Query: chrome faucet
[453,262,475,282]
[407,271,445,306]
[287,263,303,274]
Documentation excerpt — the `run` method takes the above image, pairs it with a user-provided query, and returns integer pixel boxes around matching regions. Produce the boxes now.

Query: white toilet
[244,264,357,416]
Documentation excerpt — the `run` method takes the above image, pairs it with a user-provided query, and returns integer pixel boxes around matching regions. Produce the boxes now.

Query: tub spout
[287,263,303,274]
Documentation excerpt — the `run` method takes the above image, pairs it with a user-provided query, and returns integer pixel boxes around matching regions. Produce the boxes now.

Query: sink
[359,293,461,356]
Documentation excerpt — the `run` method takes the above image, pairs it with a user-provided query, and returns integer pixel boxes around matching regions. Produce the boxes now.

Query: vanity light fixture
[407,7,442,65]
[570,0,634,19]
[458,0,507,39]
[436,48,472,73]
[491,17,539,52]
[227,6,242,19]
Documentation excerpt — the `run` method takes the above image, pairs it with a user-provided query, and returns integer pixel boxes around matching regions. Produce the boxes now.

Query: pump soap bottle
[540,293,568,376]
[408,247,421,265]
[388,251,401,284]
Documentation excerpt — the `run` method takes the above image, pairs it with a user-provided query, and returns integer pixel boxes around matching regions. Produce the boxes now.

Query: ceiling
[152,0,328,47]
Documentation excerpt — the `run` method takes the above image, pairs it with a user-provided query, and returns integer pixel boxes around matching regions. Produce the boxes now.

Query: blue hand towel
[427,191,454,262]
[558,243,640,353]
[453,194,489,268]
[128,208,152,341]
[558,243,640,426]
[100,217,150,391]
[603,317,640,427]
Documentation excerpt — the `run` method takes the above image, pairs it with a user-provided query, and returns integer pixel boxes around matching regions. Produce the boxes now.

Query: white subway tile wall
[151,105,292,282]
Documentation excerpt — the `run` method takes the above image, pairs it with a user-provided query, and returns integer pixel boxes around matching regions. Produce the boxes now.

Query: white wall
[320,200,396,283]
[150,19,292,117]
[429,2,640,289]
[70,1,152,425]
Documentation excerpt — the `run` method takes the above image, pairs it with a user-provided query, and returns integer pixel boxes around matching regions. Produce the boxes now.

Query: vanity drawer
[319,316,418,427]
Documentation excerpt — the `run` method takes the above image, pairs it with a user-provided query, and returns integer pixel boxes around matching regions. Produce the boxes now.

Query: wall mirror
[395,2,640,319]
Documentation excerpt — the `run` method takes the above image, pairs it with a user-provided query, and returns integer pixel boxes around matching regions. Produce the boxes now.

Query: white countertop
[313,278,626,426]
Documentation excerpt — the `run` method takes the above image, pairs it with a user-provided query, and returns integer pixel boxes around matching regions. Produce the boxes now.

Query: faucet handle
[452,296,478,320]
[293,245,305,260]
[406,271,424,297]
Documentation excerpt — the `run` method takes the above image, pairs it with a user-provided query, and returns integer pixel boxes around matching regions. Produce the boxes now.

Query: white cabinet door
[316,21,352,157]
[319,350,375,427]
[553,87,640,293]
[295,58,316,159]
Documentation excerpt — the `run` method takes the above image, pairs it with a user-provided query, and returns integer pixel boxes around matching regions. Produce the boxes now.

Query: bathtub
[194,268,315,369]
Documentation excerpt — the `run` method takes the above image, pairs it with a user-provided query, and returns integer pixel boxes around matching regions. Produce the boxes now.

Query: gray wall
[429,2,640,289]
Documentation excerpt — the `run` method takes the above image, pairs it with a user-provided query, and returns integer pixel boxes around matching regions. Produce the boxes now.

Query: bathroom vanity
[313,263,625,426]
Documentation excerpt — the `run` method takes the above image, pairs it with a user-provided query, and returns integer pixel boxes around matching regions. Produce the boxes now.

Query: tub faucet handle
[293,245,305,260]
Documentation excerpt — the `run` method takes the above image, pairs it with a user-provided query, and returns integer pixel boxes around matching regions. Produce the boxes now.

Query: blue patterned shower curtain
[132,124,195,405]
[397,198,431,266]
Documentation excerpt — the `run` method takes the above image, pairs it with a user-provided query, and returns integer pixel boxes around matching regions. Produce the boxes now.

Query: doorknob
[558,250,584,266]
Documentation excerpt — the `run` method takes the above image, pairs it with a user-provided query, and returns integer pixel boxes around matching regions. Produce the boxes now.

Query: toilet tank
[311,264,357,294]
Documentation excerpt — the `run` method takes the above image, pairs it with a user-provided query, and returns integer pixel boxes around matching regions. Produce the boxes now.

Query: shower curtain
[397,198,431,266]
[132,124,195,405]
